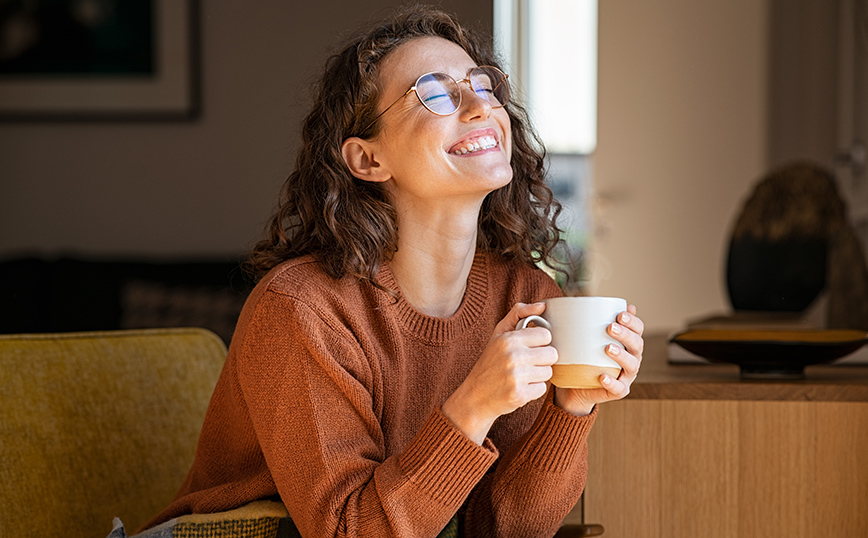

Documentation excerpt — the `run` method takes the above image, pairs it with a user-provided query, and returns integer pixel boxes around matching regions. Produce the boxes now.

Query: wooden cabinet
[578,336,868,538]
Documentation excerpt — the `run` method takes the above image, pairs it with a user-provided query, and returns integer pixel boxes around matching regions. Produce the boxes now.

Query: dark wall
[0,1,493,258]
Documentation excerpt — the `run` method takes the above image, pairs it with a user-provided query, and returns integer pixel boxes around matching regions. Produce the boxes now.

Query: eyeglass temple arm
[360,87,416,135]
[489,72,508,94]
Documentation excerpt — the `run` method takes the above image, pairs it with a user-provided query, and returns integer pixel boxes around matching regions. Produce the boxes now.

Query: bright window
[494,0,597,154]
[494,0,598,292]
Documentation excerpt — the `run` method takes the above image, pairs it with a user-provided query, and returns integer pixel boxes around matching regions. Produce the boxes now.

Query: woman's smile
[371,37,514,204]
[447,128,500,155]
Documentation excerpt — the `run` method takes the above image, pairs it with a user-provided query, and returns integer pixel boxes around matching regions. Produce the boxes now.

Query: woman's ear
[341,137,391,183]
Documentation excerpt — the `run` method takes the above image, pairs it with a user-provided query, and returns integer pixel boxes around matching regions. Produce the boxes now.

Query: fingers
[608,325,643,362]
[609,309,645,359]
[600,374,631,398]
[463,331,555,420]
[497,301,555,356]
[603,342,639,380]
[621,306,645,336]
[605,307,645,385]
[513,326,553,349]
[494,328,557,368]
[495,302,546,335]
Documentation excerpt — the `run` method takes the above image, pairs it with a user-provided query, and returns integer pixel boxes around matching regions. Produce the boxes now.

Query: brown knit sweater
[142,251,597,537]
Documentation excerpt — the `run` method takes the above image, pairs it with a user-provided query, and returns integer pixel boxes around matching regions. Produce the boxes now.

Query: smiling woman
[244,10,561,292]
[339,36,516,264]
[129,5,645,538]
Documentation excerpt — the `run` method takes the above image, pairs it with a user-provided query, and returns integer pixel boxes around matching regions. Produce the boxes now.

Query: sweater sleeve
[444,258,595,537]
[235,289,498,538]
[462,388,598,537]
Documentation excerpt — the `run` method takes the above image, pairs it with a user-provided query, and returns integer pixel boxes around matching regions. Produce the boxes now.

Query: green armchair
[0,327,603,538]
[0,328,226,538]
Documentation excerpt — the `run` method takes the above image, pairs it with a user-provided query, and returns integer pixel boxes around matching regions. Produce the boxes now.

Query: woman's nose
[457,83,492,120]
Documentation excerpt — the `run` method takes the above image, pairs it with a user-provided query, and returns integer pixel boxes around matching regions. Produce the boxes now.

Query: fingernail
[620,312,631,324]
[611,323,622,334]
[602,375,612,385]
[607,344,621,356]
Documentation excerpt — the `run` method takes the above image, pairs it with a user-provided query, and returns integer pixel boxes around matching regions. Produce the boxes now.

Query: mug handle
[515,315,551,331]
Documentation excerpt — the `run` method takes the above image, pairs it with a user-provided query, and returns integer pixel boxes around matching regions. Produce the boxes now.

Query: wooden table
[579,334,868,538]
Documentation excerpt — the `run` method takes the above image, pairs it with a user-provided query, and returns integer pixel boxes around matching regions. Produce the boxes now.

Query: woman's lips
[448,129,499,155]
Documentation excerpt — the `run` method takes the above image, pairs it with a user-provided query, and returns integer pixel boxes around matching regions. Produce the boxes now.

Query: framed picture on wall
[0,0,199,121]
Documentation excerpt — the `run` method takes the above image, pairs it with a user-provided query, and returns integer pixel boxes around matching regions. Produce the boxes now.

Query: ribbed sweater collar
[376,251,490,346]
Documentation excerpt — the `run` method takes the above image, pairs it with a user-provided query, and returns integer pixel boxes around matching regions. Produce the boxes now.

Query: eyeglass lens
[415,67,509,116]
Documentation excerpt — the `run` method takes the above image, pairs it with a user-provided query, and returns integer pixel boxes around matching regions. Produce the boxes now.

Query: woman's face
[371,36,513,209]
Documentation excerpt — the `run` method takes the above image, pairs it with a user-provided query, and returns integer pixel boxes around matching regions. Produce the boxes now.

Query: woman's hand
[554,304,645,416]
[442,302,559,444]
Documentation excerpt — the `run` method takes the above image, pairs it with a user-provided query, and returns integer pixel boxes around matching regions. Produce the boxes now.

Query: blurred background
[0,0,864,336]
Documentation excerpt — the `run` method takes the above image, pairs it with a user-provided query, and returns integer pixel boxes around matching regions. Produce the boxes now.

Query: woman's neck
[388,206,480,318]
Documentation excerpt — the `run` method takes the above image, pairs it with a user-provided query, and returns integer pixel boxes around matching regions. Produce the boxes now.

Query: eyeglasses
[361,65,510,134]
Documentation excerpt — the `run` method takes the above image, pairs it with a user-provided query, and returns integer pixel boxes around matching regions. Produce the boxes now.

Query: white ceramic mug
[516,296,626,389]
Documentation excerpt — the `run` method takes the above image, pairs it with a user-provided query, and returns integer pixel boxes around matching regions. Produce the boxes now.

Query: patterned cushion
[108,501,460,538]
[109,501,296,538]
[438,515,460,538]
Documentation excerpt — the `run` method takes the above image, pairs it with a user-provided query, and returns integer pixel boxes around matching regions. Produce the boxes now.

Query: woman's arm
[441,302,558,444]
[236,290,496,538]
[459,304,644,536]
[436,298,596,537]
[459,388,597,537]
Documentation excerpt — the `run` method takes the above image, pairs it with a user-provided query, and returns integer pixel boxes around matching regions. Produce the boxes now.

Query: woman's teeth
[450,135,497,155]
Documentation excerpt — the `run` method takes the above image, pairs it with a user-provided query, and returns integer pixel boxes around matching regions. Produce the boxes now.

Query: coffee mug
[516,296,626,389]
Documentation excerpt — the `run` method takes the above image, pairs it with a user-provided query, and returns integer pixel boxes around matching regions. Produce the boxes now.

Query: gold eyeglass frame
[359,65,510,135]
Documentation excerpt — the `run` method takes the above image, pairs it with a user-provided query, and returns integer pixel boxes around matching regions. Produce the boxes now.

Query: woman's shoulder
[259,255,337,293]
[235,255,376,342]
[239,255,368,315]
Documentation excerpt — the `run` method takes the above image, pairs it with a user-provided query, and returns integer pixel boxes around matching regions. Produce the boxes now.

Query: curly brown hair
[246,4,563,283]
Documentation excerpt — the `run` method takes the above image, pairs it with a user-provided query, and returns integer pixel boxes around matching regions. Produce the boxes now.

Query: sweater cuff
[398,408,499,506]
[513,388,598,474]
